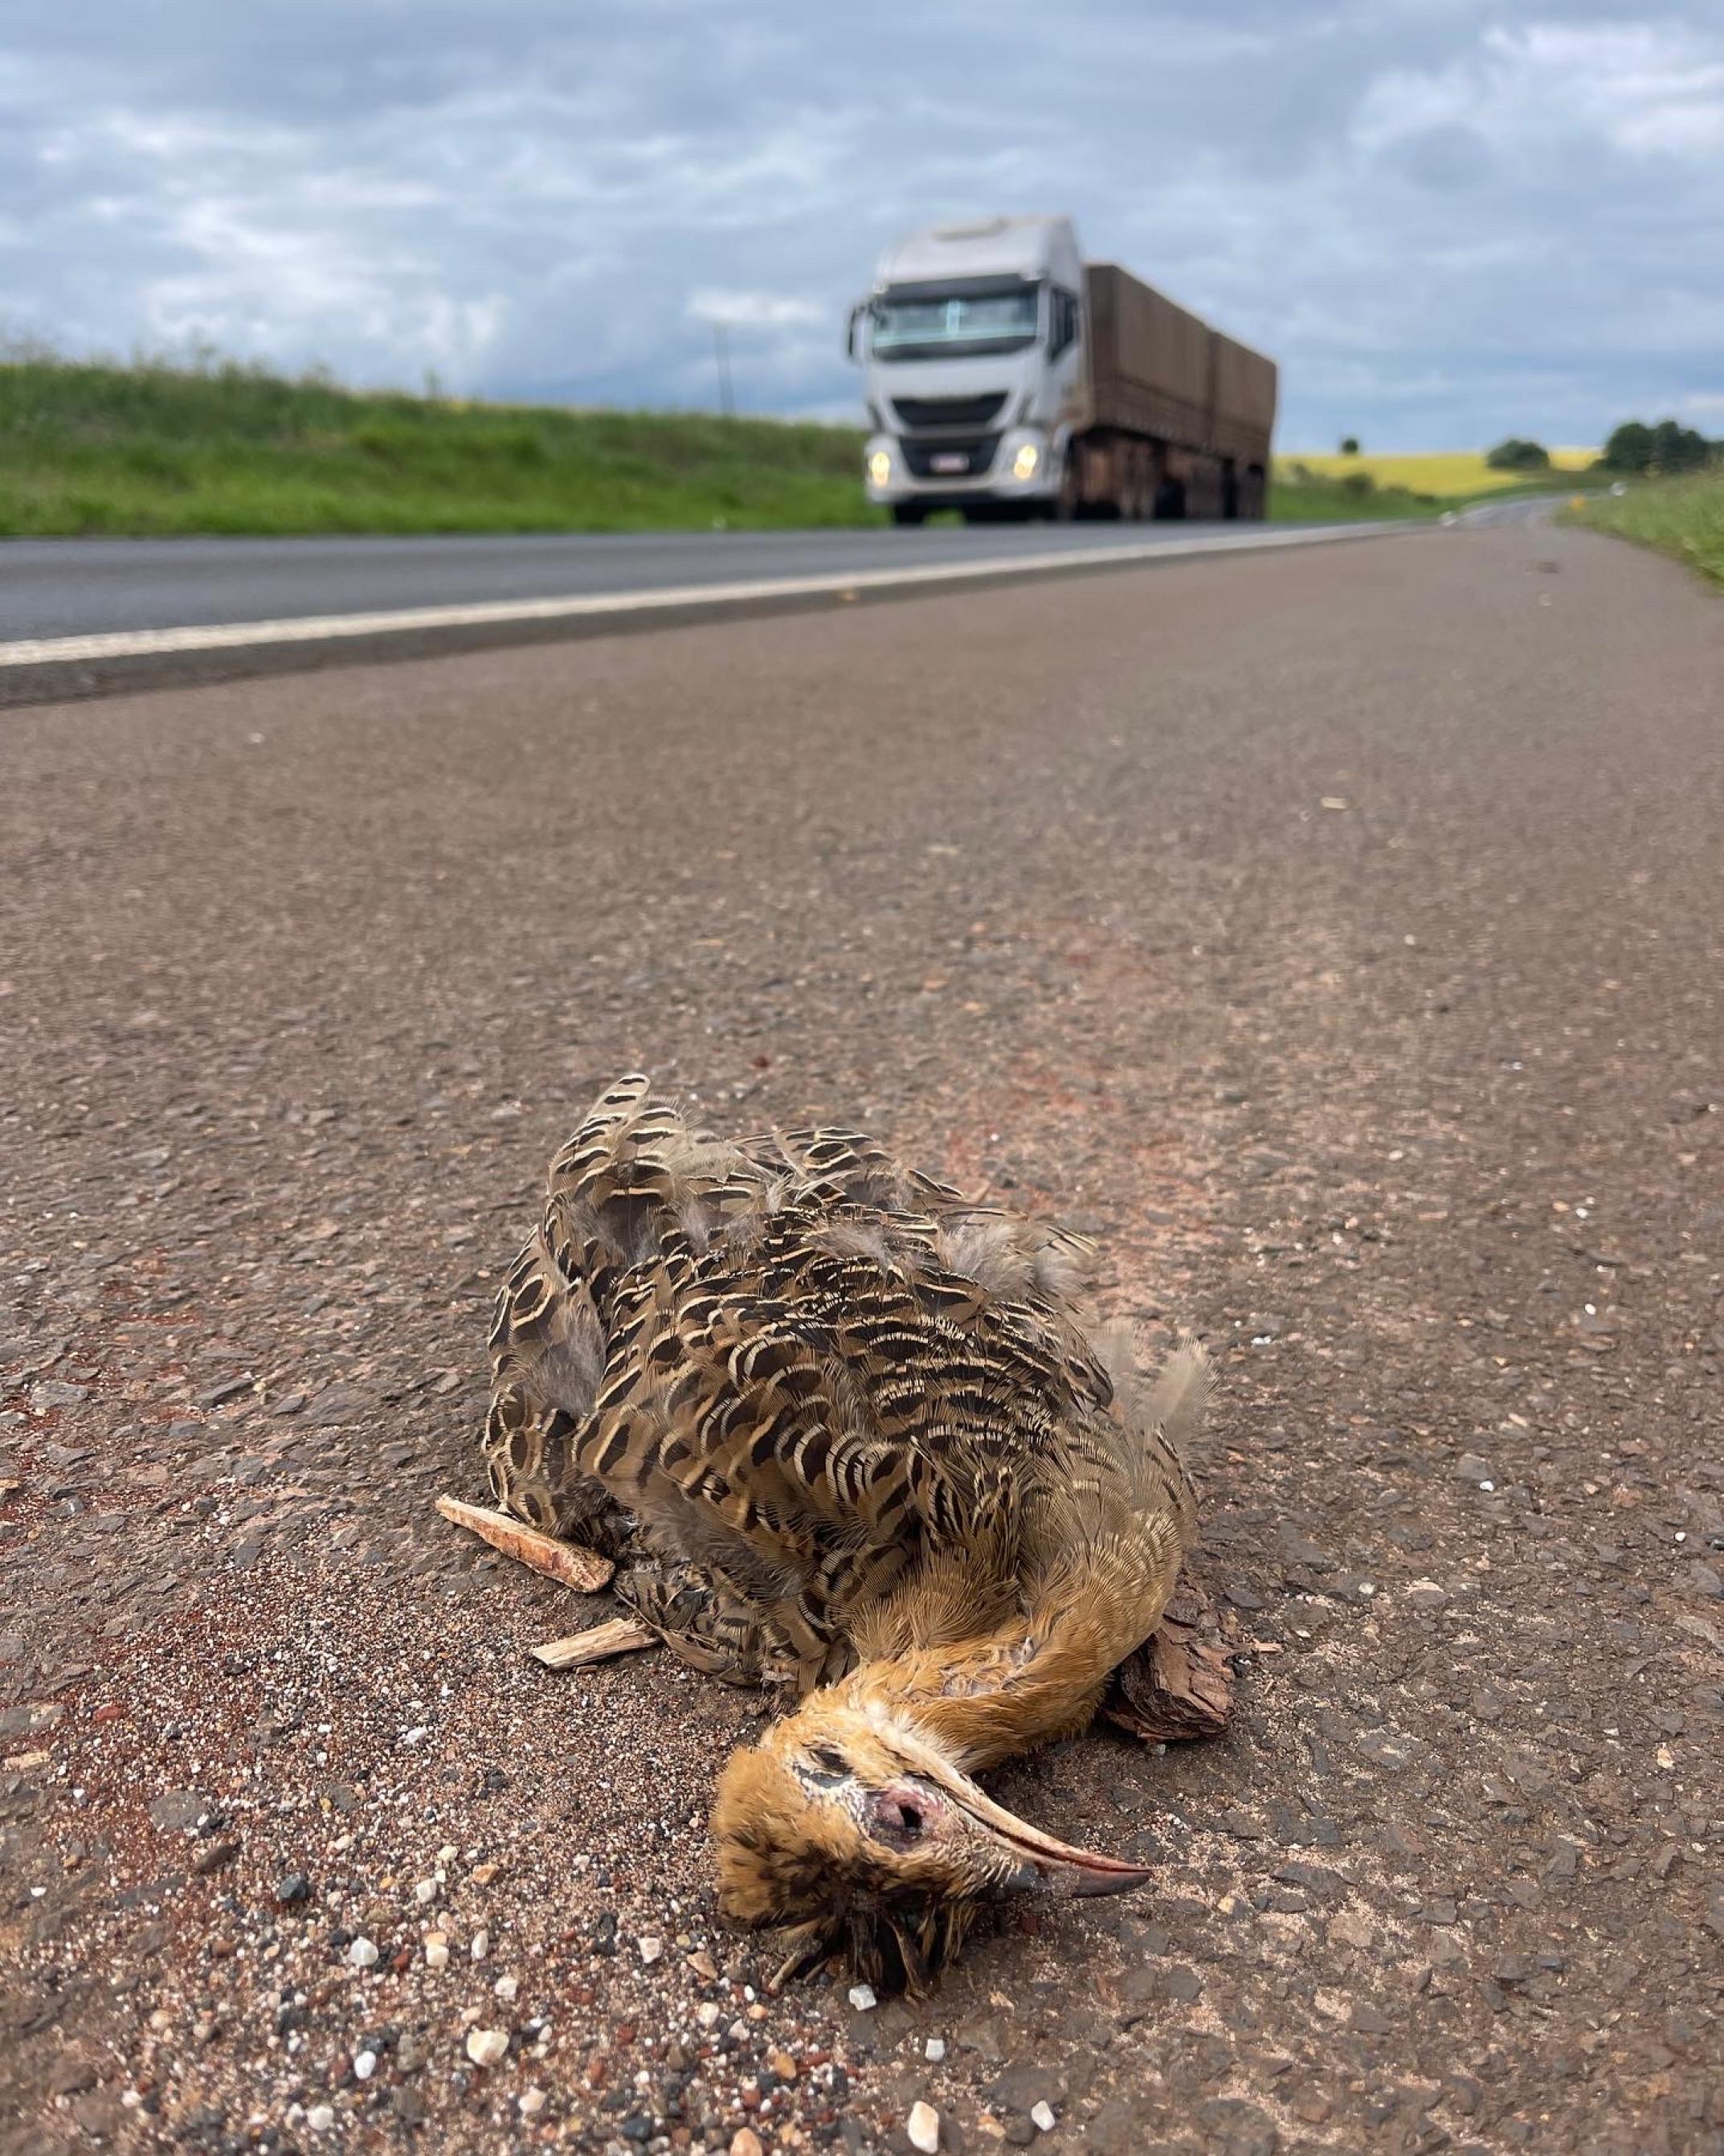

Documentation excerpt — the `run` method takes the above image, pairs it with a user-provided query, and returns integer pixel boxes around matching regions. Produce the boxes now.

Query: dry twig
[435,1495,615,1593]
[531,1618,658,1670]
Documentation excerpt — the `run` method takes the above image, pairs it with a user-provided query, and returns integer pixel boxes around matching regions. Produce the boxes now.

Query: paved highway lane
[4,522,1721,2150]
[1,520,1384,642]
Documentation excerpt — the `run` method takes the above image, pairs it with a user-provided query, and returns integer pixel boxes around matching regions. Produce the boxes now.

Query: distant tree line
[1599,419,1714,476]
[1473,419,1718,480]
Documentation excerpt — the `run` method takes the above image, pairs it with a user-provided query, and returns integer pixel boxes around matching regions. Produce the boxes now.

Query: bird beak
[946,1774,1155,1897]
[892,1733,1153,1899]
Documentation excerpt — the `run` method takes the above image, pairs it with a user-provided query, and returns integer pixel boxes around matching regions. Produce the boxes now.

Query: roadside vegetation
[1267,463,1441,521]
[0,346,1447,534]
[1559,415,1724,586]
[1571,473,1724,587]
[10,346,1702,542]
[0,347,875,535]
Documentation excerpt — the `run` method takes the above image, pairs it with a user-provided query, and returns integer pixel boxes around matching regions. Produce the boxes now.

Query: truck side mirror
[845,303,865,361]
[1048,289,1077,361]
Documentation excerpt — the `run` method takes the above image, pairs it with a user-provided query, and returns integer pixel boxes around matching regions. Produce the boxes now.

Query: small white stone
[908,2100,941,2154]
[414,1879,438,1905]
[423,1939,449,1970]
[437,1843,458,1865]
[1031,2101,1057,2132]
[465,2026,509,2068]
[352,2050,377,2082]
[471,1927,490,1962]
[494,1974,519,2001]
[925,2037,946,2061]
[518,2088,547,2118]
[307,2105,336,2133]
[847,1983,877,2012]
[347,1937,378,1969]
[638,1935,664,1965]
[695,2001,722,2029]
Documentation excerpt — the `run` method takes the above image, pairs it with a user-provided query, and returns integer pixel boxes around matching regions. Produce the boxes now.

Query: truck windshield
[871,288,1040,362]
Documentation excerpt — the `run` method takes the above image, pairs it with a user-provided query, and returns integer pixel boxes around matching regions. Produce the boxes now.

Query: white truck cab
[849,215,1086,523]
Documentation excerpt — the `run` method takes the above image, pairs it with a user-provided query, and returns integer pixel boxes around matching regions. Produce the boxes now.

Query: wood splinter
[530,1618,658,1671]
[435,1495,616,1593]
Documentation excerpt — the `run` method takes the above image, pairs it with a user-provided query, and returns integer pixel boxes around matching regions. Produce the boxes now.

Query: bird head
[711,1696,1152,1994]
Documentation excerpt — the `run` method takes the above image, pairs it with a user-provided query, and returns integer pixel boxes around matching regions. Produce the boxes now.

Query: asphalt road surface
[3,521,1721,2154]
[2,522,1380,644]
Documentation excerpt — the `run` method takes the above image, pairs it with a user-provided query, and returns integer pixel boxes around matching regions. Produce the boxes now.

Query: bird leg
[1103,1581,1235,1745]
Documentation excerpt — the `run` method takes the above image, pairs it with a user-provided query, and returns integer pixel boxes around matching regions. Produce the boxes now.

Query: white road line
[0,522,1394,668]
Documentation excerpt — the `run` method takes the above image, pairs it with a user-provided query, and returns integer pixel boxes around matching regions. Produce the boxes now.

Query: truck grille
[893,394,1008,431]
[901,434,1001,480]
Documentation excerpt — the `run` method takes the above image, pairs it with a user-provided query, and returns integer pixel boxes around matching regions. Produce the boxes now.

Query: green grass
[1268,464,1443,523]
[1,346,1560,537]
[0,350,878,535]
[1571,472,1724,587]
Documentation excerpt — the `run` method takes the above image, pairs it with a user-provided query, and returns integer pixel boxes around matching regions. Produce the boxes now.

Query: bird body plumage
[483,1075,1212,1990]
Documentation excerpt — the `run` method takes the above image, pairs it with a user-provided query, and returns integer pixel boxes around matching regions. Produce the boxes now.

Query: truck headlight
[868,449,893,486]
[1011,442,1040,481]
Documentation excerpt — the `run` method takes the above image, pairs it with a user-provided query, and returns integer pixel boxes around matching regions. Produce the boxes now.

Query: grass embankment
[1268,468,1438,522]
[0,354,875,535]
[2,350,1583,536]
[1571,473,1724,587]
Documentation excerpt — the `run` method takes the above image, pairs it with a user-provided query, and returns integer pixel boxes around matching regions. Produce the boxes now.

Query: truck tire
[1044,457,1081,522]
[891,504,927,527]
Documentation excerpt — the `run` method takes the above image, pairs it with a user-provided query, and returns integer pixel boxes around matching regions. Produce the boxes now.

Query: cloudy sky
[5,1,1721,448]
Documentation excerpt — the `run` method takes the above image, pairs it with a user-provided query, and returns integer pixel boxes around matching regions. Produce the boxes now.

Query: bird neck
[838,1526,1185,1771]
[838,1598,1126,1772]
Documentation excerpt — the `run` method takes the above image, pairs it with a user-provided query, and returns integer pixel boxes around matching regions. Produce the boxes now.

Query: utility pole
[713,322,734,419]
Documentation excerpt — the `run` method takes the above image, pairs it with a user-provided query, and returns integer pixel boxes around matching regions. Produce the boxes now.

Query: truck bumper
[864,430,1059,510]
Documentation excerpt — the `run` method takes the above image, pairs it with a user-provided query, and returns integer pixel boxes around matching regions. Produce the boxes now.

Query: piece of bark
[1105,1583,1235,1745]
[531,1618,657,1670]
[435,1495,615,1593]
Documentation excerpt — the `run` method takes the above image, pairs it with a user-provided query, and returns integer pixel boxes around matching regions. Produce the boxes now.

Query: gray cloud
[2,2,1720,447]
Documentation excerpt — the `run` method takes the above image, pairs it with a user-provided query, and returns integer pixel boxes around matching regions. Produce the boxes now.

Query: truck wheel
[891,505,926,527]
[1046,460,1081,522]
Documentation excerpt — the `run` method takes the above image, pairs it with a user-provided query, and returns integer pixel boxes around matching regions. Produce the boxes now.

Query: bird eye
[809,1745,847,1776]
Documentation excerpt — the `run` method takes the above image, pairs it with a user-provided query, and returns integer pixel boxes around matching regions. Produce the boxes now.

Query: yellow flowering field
[1277,448,1596,497]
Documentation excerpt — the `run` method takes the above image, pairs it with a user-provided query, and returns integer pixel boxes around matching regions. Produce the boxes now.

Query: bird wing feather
[486,1077,1195,1681]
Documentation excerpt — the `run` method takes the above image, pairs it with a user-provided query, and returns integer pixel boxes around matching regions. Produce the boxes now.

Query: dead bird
[480,1074,1221,1992]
